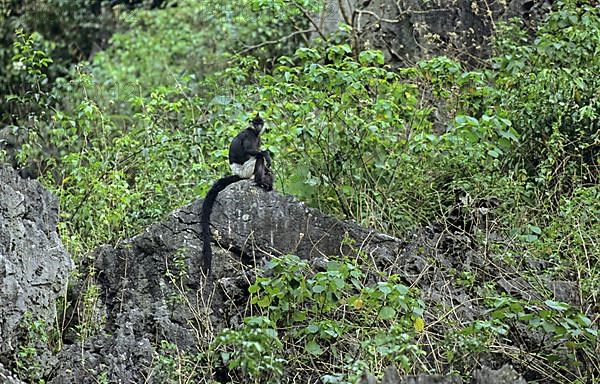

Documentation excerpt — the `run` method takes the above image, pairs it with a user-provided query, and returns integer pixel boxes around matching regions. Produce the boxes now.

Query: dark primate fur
[201,114,273,275]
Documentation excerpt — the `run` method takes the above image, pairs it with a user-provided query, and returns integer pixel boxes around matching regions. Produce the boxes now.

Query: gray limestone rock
[473,365,527,384]
[0,166,72,360]
[47,180,414,382]
[0,362,26,384]
[43,180,533,383]
[380,365,462,384]
[315,0,553,65]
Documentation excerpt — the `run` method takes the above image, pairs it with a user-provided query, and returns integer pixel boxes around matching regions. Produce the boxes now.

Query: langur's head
[250,113,265,134]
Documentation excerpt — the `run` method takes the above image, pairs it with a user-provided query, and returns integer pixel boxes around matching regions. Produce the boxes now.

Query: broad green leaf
[545,300,568,311]
[305,340,324,356]
[378,306,396,320]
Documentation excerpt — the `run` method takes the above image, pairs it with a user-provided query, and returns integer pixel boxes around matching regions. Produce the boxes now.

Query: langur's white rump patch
[230,157,256,179]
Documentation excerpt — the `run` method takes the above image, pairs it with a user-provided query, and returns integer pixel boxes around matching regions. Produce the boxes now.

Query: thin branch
[394,1,451,16]
[291,0,328,40]
[235,28,316,55]
[337,0,352,25]
[354,9,407,24]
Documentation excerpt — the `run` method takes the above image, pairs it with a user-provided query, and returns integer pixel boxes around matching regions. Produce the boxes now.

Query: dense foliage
[1,0,598,382]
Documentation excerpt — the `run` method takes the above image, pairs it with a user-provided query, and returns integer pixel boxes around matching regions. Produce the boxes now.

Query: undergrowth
[2,0,598,382]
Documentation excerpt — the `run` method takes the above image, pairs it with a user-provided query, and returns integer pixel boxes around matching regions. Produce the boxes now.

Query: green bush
[0,0,115,125]
[213,254,425,382]
[4,1,599,381]
[492,0,599,189]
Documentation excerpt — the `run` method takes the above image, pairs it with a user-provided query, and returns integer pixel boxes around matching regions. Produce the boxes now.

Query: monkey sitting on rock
[201,114,273,275]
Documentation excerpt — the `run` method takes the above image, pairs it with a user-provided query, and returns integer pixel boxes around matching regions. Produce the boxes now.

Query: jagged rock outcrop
[376,364,525,384]
[316,0,553,65]
[46,180,536,383]
[49,180,411,383]
[0,166,72,378]
[0,363,25,384]
[473,365,527,384]
[0,170,567,382]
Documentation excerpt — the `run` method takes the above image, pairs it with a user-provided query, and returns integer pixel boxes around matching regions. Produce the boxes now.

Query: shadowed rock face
[48,180,412,383]
[0,167,72,356]
[0,172,532,383]
[316,0,553,66]
[45,180,532,383]
[208,180,404,267]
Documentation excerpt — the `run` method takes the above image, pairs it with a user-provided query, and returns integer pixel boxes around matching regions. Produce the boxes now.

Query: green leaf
[577,313,592,327]
[414,317,425,333]
[312,285,325,294]
[545,300,568,311]
[522,234,538,243]
[488,149,500,158]
[378,306,396,320]
[377,283,392,295]
[292,311,307,322]
[395,284,409,295]
[333,277,345,289]
[340,44,352,53]
[220,352,230,363]
[529,225,542,234]
[257,296,271,308]
[305,340,324,356]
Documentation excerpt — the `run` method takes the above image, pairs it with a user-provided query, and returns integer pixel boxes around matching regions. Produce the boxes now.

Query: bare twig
[355,9,407,24]
[337,0,352,25]
[235,28,316,55]
[291,0,328,40]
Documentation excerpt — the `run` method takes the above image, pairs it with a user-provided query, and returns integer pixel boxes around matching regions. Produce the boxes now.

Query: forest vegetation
[0,0,598,383]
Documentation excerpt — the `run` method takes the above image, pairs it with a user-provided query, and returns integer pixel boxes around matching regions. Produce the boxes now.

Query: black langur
[201,114,273,275]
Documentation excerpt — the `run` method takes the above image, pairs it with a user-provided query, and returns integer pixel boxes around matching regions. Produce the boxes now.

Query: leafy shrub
[0,0,115,125]
[89,0,314,111]
[212,254,427,382]
[4,1,599,382]
[149,340,205,384]
[492,0,599,189]
[215,316,285,383]
[15,313,52,382]
[533,186,599,313]
[197,47,523,238]
[7,0,316,259]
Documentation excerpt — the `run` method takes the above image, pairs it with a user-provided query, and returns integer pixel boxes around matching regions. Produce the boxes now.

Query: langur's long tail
[201,175,242,275]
